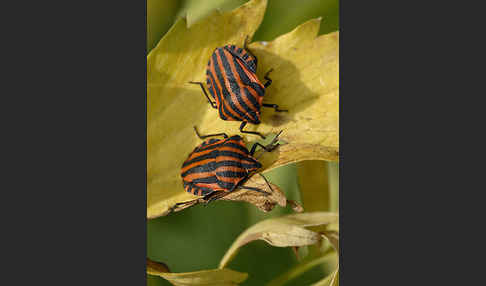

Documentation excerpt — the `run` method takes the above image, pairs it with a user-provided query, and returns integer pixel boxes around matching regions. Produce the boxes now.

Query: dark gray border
[339,0,475,284]
[2,1,147,284]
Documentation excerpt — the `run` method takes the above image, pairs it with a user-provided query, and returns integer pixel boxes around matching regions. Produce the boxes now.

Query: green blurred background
[147,1,339,285]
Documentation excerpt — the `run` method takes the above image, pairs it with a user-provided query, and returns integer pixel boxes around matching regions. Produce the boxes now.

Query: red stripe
[209,57,240,120]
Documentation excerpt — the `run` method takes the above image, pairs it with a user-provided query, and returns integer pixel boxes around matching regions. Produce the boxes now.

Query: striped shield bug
[189,36,287,139]
[180,126,282,203]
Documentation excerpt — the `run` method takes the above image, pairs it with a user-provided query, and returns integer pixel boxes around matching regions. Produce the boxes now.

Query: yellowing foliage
[147,0,338,219]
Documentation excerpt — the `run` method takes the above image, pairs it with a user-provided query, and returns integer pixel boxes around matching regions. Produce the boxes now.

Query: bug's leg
[263,68,274,88]
[188,81,217,109]
[249,130,283,155]
[203,191,228,204]
[262,103,288,112]
[258,173,275,194]
[237,173,274,196]
[239,121,266,139]
[238,185,271,196]
[194,126,228,139]
[202,191,215,204]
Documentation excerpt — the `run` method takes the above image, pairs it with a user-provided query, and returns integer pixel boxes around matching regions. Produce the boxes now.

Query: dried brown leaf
[163,172,302,215]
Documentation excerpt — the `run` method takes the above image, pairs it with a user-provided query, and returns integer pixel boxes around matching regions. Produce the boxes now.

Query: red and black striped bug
[180,126,282,203]
[189,37,287,139]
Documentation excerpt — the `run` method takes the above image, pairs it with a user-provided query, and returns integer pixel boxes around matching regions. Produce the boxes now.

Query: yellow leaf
[147,0,267,219]
[147,259,248,286]
[147,0,339,218]
[245,21,339,172]
[219,212,338,268]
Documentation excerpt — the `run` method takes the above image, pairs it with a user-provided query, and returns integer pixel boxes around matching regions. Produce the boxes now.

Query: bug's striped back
[181,135,262,196]
[225,44,257,73]
[206,46,265,124]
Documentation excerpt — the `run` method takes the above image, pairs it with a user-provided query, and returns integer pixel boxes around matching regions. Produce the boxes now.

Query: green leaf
[179,0,248,27]
[147,0,181,52]
[311,268,338,286]
[253,0,339,41]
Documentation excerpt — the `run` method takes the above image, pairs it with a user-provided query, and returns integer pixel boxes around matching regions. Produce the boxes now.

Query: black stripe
[207,71,228,120]
[216,160,261,169]
[242,53,249,60]
[217,150,250,160]
[216,171,247,178]
[207,142,248,154]
[214,50,245,121]
[232,56,252,85]
[181,162,217,177]
[232,56,262,115]
[196,138,241,152]
[217,49,255,122]
[192,176,219,184]
[219,142,249,154]
[186,183,213,196]
[182,150,218,167]
[194,140,248,154]
[195,139,220,151]
[214,50,253,122]
[217,180,236,190]
[207,70,219,101]
[211,52,240,120]
[243,88,261,124]
[194,186,213,196]
[225,142,249,153]
[228,135,243,140]
[183,149,256,177]
[216,160,261,170]
[237,47,243,54]
[248,82,265,98]
[225,46,257,76]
